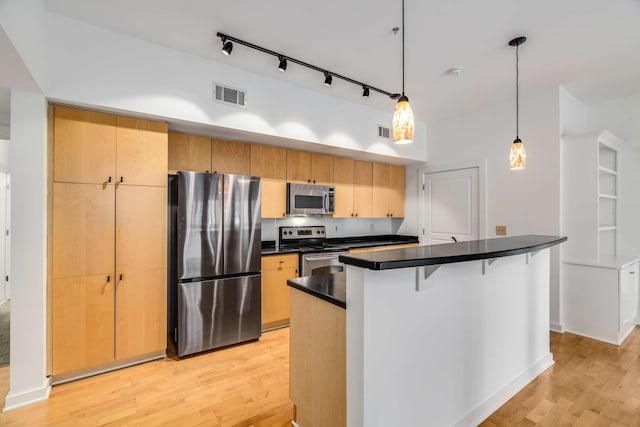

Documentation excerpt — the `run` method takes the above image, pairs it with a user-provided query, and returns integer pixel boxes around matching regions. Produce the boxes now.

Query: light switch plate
[496,225,507,236]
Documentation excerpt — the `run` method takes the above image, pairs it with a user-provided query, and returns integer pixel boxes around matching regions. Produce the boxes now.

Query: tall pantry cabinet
[51,105,168,380]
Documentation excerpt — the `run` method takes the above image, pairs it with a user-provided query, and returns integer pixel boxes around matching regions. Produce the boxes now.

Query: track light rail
[217,32,400,100]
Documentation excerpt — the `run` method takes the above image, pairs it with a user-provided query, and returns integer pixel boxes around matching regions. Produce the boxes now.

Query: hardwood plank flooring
[0,328,293,426]
[2,327,640,426]
[482,327,640,426]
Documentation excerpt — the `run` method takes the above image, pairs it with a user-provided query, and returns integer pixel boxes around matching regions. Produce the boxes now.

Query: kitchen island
[288,235,566,427]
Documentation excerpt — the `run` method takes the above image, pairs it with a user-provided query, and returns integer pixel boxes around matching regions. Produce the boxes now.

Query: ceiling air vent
[213,83,247,108]
[377,125,391,140]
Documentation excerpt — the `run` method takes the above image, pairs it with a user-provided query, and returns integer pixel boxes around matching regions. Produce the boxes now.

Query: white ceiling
[40,0,640,124]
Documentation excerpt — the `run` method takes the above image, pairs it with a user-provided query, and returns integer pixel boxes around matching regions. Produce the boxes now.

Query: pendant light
[509,36,527,170]
[392,0,414,144]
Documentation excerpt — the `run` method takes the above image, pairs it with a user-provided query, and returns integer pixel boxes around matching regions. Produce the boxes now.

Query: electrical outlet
[496,225,507,236]
[370,223,375,231]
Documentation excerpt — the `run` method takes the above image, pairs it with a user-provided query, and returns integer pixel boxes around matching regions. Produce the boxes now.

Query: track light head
[324,72,332,87]
[362,86,370,97]
[278,56,287,72]
[221,38,233,56]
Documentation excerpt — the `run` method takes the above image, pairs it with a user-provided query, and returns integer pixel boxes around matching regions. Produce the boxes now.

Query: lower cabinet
[261,253,298,330]
[563,259,639,345]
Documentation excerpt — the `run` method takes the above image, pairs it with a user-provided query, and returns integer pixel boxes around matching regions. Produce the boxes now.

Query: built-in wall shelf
[598,166,618,176]
[599,226,617,232]
[598,194,617,200]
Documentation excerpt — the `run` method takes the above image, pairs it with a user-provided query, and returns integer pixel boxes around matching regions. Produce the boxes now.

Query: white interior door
[423,168,479,245]
[0,172,6,302]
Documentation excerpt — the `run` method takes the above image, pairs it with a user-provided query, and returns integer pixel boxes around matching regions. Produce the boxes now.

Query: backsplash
[261,217,405,241]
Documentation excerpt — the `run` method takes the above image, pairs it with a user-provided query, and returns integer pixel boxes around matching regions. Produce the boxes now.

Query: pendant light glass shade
[509,138,526,170]
[392,95,414,144]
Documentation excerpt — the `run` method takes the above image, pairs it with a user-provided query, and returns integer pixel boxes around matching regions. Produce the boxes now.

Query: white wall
[587,93,640,146]
[4,90,50,411]
[0,138,9,172]
[0,1,426,163]
[425,86,562,328]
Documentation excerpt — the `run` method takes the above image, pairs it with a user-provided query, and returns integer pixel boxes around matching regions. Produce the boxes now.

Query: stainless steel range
[279,226,349,276]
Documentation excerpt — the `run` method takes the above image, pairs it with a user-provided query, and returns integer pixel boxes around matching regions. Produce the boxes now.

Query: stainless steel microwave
[286,183,335,215]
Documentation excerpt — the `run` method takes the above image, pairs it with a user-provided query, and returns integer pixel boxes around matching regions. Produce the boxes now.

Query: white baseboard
[549,322,563,333]
[454,353,554,427]
[3,381,51,412]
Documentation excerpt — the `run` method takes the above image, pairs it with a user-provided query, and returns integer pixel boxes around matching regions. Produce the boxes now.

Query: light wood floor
[2,327,640,426]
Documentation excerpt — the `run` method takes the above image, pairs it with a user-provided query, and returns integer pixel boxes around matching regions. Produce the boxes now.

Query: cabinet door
[52,275,115,375]
[261,178,287,219]
[211,138,251,175]
[115,185,167,359]
[53,183,115,279]
[116,116,168,187]
[262,254,298,329]
[619,262,639,333]
[311,153,334,185]
[168,132,211,173]
[389,165,405,218]
[371,163,389,218]
[287,150,312,183]
[353,160,372,218]
[333,157,354,218]
[251,145,286,180]
[53,105,116,184]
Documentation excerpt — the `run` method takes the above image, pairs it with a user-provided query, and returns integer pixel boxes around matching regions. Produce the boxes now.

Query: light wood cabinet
[312,153,334,184]
[168,132,211,173]
[372,163,405,218]
[52,182,115,375]
[261,253,298,330]
[252,145,287,218]
[333,157,354,218]
[287,150,334,184]
[51,105,168,379]
[115,185,167,360]
[353,160,373,218]
[116,116,168,187]
[53,105,116,184]
[348,243,418,254]
[211,138,251,175]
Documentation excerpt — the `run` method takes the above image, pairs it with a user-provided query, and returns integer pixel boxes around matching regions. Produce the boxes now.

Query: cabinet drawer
[262,253,298,271]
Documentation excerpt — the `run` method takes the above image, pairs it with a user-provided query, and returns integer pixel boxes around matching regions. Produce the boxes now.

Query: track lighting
[324,72,333,87]
[221,38,233,56]
[278,56,287,72]
[216,32,400,101]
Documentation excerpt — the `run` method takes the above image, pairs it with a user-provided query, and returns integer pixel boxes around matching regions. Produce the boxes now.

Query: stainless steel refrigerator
[169,171,261,357]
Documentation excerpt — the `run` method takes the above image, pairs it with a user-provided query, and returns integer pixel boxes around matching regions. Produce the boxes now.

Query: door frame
[419,161,487,245]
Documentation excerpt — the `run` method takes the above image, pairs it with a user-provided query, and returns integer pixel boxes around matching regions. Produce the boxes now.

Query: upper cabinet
[211,138,251,176]
[286,150,334,184]
[353,160,373,218]
[168,132,211,173]
[252,145,287,218]
[333,157,354,218]
[116,116,168,187]
[53,105,116,184]
[372,163,405,218]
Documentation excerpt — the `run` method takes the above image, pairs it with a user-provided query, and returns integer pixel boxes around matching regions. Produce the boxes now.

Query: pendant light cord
[516,43,519,139]
[402,0,405,96]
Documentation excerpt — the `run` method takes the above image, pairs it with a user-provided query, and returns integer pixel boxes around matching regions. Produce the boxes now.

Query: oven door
[301,251,348,277]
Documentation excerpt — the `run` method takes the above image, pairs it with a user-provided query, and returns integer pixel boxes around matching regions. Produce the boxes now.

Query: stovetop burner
[278,226,347,252]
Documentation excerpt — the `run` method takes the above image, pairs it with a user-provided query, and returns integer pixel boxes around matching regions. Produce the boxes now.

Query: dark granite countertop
[339,235,567,271]
[287,272,346,309]
[261,235,419,255]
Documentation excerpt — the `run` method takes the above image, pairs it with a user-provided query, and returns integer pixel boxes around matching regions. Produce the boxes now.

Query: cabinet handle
[107,176,112,183]
[206,170,209,173]
[313,180,316,184]
[119,273,124,281]
[279,260,284,264]
[355,213,358,217]
[307,179,311,183]
[282,213,286,217]
[390,213,393,218]
[119,176,124,183]
[107,275,111,283]
[351,213,354,217]
[630,271,636,275]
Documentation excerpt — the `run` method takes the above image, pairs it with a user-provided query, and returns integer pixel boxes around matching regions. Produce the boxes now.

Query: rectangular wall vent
[213,83,247,108]
[377,125,391,140]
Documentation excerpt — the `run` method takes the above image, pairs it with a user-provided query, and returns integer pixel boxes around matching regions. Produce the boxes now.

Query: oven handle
[304,255,341,261]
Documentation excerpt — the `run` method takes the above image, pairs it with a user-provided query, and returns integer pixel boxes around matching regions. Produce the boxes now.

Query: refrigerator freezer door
[177,274,261,357]
[223,175,261,275]
[177,172,223,280]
